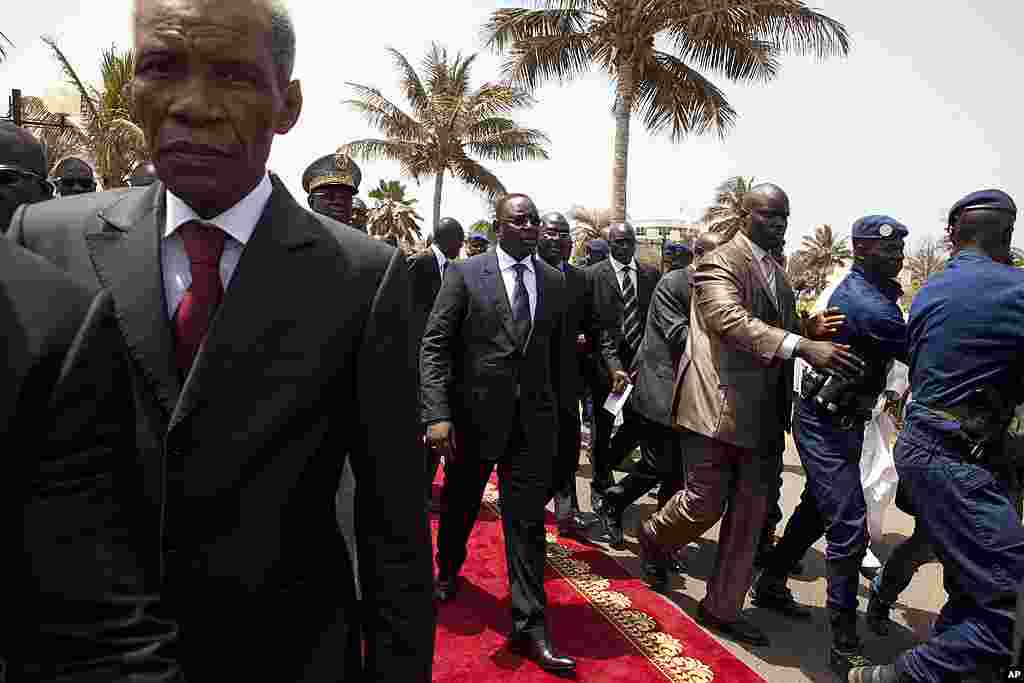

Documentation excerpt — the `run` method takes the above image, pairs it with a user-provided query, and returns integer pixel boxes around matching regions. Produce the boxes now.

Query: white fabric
[162,172,271,318]
[496,245,537,322]
[431,243,448,280]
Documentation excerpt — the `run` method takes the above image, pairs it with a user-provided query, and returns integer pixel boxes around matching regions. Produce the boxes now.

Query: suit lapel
[482,250,519,348]
[89,183,181,416]
[168,176,320,433]
[601,260,622,300]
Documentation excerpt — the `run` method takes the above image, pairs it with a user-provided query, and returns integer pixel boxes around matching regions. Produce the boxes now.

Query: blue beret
[851,215,908,241]
[587,238,609,256]
[662,241,692,256]
[467,232,489,243]
[948,189,1017,224]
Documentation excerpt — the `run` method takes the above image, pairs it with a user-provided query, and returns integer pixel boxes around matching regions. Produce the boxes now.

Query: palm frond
[41,36,101,127]
[500,31,595,91]
[482,7,592,53]
[342,83,428,142]
[669,29,778,82]
[465,127,551,162]
[449,154,506,199]
[634,50,736,141]
[462,84,538,121]
[386,47,430,118]
[342,138,424,164]
[0,30,12,61]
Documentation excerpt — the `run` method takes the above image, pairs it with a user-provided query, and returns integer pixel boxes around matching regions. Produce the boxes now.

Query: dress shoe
[696,601,769,647]
[434,575,459,603]
[750,575,811,620]
[636,520,672,593]
[558,512,598,541]
[831,610,871,679]
[508,632,576,673]
[865,588,893,636]
[597,500,625,548]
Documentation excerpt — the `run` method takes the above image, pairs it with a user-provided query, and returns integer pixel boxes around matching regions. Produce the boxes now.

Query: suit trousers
[590,385,617,493]
[604,409,683,514]
[648,431,775,621]
[551,403,582,515]
[436,412,554,636]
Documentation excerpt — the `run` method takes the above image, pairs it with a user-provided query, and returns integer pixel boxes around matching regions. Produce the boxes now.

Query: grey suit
[9,177,434,682]
[649,232,799,622]
[420,249,566,635]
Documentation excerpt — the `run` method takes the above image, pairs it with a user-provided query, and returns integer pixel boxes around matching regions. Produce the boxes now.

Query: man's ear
[275,80,303,134]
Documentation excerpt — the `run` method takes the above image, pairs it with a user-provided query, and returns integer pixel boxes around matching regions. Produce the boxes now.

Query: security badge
[878,224,894,238]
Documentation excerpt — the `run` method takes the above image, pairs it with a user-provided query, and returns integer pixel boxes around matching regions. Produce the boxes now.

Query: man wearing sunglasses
[51,157,97,197]
[422,194,575,673]
[0,122,53,233]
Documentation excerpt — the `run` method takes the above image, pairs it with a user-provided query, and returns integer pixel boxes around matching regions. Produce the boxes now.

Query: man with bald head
[411,216,464,502]
[635,184,863,647]
[8,0,434,679]
[422,194,575,672]
[537,210,596,537]
[586,221,660,522]
[0,122,53,232]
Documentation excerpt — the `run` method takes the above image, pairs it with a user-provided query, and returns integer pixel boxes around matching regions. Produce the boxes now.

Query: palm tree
[366,179,424,248]
[19,96,87,171]
[484,1,849,222]
[43,38,146,189]
[799,224,852,296]
[0,31,12,62]
[906,237,947,288]
[568,204,612,259]
[341,44,550,232]
[701,175,756,241]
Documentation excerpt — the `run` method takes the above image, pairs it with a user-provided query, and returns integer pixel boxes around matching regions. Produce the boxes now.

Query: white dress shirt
[431,243,449,281]
[496,245,537,322]
[745,234,802,359]
[162,172,272,319]
[609,255,638,295]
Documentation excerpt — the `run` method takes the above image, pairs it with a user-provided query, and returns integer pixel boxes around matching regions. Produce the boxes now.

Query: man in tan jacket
[637,183,863,647]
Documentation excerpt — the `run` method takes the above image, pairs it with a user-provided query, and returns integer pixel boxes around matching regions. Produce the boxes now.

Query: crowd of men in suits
[2,1,1024,682]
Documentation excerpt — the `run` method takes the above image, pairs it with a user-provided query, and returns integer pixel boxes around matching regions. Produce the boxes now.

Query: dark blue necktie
[512,262,531,345]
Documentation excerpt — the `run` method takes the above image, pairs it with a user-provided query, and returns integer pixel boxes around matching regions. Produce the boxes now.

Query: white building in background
[631,218,704,246]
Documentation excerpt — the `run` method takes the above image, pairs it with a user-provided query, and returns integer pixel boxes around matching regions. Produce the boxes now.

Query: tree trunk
[610,61,634,223]
[432,171,444,234]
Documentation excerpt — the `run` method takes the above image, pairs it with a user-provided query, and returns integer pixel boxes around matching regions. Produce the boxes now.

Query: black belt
[806,396,871,430]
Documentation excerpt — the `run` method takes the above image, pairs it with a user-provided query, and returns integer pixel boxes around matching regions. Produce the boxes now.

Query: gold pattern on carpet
[480,483,714,683]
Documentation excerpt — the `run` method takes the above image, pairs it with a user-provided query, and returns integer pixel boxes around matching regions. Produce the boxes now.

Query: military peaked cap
[302,152,362,193]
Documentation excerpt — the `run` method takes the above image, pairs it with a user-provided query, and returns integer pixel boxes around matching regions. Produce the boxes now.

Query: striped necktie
[621,266,641,355]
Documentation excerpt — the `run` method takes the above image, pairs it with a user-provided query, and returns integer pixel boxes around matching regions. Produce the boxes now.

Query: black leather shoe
[637,520,672,593]
[865,591,893,636]
[696,602,769,647]
[597,500,625,548]
[508,632,576,672]
[751,575,811,620]
[434,575,459,603]
[558,512,598,541]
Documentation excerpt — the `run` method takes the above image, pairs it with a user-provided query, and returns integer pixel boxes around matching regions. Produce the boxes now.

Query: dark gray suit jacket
[8,177,434,682]
[420,249,566,468]
[408,249,442,344]
[587,258,660,389]
[630,268,691,427]
[1,239,172,681]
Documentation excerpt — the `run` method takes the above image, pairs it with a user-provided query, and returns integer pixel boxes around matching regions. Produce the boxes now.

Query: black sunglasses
[56,177,97,191]
[503,214,542,228]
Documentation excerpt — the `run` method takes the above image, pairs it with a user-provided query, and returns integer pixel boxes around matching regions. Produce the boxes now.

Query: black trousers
[590,385,617,493]
[551,404,582,510]
[762,482,827,578]
[436,416,553,636]
[759,439,787,547]
[604,409,683,513]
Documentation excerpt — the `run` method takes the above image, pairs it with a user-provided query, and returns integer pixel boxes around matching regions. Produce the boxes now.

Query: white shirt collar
[430,243,448,267]
[610,255,637,273]
[496,245,535,273]
[164,172,272,245]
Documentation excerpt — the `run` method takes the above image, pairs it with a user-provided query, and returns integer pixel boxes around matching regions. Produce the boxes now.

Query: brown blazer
[672,232,798,450]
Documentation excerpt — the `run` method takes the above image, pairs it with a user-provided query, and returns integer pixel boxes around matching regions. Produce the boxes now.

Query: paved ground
[574,435,945,683]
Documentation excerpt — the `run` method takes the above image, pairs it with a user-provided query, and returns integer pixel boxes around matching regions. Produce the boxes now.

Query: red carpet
[430,478,765,683]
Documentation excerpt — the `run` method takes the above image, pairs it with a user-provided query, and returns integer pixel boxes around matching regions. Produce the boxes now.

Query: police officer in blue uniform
[850,190,1024,683]
[752,215,909,679]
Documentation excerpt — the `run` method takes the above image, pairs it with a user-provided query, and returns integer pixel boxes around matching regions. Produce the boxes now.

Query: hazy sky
[2,1,1022,250]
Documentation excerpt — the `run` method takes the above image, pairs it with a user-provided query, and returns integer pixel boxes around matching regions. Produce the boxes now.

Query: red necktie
[174,220,226,374]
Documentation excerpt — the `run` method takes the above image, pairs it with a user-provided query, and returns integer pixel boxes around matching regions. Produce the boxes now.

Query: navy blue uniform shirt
[906,249,1024,430]
[827,264,908,397]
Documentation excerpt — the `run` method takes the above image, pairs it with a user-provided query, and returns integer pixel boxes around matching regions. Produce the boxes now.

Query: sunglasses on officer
[503,213,542,229]
[0,164,55,198]
[55,176,97,192]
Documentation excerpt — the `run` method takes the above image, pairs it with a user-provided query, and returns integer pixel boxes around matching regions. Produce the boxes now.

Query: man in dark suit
[537,211,596,538]
[8,0,434,679]
[0,122,54,233]
[410,217,465,502]
[2,237,179,682]
[422,194,575,673]
[636,184,862,647]
[586,222,660,527]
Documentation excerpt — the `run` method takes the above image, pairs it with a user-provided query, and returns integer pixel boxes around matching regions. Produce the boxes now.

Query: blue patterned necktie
[512,262,532,345]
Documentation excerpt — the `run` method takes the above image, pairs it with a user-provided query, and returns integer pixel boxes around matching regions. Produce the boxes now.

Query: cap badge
[879,224,893,238]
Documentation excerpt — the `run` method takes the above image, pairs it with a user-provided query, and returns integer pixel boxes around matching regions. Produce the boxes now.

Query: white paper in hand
[603,383,633,417]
